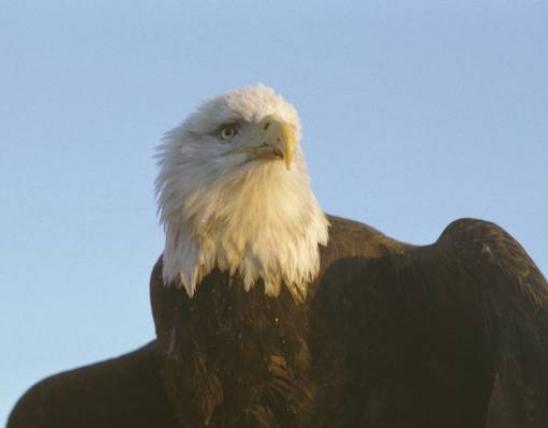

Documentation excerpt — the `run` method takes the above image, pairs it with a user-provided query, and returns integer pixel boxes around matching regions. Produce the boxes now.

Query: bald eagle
[9,85,548,428]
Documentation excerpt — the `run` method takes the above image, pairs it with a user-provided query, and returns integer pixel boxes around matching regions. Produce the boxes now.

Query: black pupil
[224,128,233,137]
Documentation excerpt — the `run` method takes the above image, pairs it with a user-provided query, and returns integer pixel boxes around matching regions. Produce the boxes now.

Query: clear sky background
[1,0,547,423]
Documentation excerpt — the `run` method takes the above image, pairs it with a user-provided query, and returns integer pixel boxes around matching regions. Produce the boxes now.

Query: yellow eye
[219,125,238,141]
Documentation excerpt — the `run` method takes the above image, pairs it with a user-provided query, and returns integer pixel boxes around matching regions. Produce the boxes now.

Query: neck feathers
[159,162,329,301]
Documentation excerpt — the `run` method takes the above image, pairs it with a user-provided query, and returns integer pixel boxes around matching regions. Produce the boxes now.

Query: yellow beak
[236,116,296,170]
[265,117,296,170]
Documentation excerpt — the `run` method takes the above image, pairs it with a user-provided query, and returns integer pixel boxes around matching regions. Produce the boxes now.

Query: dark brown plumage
[7,342,179,428]
[8,216,548,427]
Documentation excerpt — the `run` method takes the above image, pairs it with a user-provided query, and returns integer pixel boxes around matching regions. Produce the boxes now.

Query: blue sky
[1,0,547,423]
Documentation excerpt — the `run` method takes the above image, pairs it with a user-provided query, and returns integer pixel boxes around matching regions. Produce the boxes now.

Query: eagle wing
[311,218,548,427]
[438,219,548,427]
[7,342,179,428]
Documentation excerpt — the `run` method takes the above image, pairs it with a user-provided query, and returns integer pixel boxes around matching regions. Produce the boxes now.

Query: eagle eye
[218,125,238,142]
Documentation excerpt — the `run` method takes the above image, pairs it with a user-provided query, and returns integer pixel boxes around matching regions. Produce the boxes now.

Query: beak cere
[252,116,296,169]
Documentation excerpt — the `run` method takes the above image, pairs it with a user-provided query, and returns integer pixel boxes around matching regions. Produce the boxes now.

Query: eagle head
[156,84,329,301]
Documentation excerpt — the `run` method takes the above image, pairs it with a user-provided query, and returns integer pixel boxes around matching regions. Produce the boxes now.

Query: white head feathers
[155,84,329,300]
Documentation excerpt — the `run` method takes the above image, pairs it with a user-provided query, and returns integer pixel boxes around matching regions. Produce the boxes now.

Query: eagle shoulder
[436,218,548,304]
[322,215,414,262]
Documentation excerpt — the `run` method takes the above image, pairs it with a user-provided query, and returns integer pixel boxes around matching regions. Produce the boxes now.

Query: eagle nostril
[264,122,271,131]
